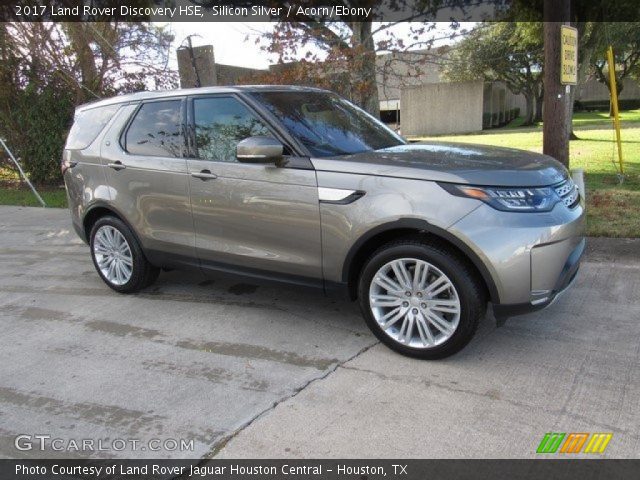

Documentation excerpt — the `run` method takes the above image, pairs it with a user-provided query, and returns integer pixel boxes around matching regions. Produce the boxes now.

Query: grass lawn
[412,110,640,238]
[572,109,640,127]
[0,181,68,208]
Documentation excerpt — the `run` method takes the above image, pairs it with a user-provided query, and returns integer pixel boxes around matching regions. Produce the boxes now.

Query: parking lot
[0,206,639,459]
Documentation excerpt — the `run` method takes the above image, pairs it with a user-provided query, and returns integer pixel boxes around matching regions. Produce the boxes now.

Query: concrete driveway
[0,206,638,459]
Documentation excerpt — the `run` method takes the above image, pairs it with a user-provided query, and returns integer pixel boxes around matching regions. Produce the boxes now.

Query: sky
[166,22,476,71]
[167,23,273,69]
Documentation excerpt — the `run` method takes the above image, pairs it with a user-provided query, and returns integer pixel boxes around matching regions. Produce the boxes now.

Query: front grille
[554,178,580,208]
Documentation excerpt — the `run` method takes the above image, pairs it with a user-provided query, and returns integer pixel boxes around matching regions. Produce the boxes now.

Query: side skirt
[144,249,350,298]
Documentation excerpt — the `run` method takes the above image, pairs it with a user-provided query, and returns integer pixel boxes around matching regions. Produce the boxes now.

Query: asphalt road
[0,206,639,459]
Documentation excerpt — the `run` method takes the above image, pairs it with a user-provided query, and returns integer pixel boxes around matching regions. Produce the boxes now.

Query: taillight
[61,151,75,174]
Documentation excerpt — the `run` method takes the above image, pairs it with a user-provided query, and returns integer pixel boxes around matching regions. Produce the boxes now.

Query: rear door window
[125,100,184,157]
[66,104,120,150]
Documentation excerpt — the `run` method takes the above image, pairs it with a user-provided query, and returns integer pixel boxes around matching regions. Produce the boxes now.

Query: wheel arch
[342,219,500,304]
[83,203,144,250]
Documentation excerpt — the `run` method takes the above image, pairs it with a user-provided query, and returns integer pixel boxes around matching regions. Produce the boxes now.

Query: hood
[311,142,568,187]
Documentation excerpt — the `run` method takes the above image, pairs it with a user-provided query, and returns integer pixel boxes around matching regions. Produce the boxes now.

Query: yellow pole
[606,45,624,174]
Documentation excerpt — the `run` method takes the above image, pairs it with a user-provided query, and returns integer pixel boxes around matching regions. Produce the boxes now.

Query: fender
[82,201,146,251]
[341,218,501,304]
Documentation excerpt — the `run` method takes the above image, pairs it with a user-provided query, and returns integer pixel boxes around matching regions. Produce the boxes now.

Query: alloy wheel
[368,258,461,349]
[93,225,133,286]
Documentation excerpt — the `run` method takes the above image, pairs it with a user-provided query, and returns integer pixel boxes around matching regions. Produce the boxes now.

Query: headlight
[439,182,559,212]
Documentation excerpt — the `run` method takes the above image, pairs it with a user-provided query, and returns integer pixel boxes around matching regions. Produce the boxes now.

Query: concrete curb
[586,237,640,263]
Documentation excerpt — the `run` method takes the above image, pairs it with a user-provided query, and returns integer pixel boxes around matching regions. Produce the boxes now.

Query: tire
[357,237,485,359]
[89,216,160,293]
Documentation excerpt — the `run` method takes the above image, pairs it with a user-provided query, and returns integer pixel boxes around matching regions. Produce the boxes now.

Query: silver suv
[62,86,585,359]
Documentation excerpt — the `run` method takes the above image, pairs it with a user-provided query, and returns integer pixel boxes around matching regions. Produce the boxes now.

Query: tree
[253,22,441,117]
[240,22,372,114]
[444,22,544,126]
[192,0,475,117]
[0,22,177,183]
[566,21,602,139]
[506,0,637,144]
[6,22,177,103]
[239,21,458,118]
[590,23,640,116]
[542,0,571,167]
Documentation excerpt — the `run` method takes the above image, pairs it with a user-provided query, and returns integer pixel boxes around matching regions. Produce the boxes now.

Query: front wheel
[90,216,159,293]
[358,239,485,359]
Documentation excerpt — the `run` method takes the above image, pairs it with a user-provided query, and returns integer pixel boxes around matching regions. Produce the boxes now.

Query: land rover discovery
[62,86,585,359]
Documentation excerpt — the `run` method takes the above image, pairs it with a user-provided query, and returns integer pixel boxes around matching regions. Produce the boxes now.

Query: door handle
[107,161,126,171]
[191,169,217,181]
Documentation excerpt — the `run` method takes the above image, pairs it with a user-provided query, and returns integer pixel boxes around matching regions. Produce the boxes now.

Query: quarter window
[125,100,183,157]
[193,97,271,162]
[67,104,120,150]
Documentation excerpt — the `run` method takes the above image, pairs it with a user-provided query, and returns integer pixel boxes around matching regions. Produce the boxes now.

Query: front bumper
[448,198,586,318]
[492,237,585,320]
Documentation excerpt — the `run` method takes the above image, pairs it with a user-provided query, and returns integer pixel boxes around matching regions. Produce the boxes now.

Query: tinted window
[125,100,183,157]
[66,104,120,150]
[193,96,271,162]
[251,91,405,157]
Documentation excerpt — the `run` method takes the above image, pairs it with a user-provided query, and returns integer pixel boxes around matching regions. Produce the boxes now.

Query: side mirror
[236,136,283,163]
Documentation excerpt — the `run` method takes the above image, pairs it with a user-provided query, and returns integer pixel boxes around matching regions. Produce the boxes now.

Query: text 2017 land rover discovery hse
[62,86,585,359]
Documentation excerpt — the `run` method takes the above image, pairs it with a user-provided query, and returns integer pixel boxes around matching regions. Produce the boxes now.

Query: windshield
[251,91,406,157]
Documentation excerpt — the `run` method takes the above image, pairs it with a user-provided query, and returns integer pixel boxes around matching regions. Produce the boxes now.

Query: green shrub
[482,112,493,128]
[574,99,640,112]
[0,81,74,184]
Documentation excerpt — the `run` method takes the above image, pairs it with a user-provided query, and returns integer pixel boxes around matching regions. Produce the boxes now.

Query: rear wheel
[90,216,159,293]
[358,238,485,359]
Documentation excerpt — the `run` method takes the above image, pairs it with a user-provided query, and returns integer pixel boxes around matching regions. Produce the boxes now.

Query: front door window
[193,97,271,162]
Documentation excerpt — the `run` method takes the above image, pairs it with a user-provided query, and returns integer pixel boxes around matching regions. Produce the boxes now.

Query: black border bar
[1,1,639,22]
[2,459,640,480]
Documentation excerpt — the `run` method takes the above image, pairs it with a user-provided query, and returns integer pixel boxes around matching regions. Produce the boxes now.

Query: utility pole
[176,41,217,88]
[543,0,572,168]
[186,35,201,88]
